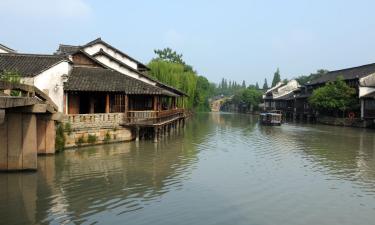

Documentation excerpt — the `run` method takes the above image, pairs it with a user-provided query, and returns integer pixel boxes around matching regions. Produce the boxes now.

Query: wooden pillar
[63,93,68,114]
[105,94,110,113]
[125,95,129,114]
[361,98,364,120]
[89,97,95,114]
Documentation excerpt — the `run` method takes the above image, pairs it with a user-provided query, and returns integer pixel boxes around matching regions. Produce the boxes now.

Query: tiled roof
[55,44,80,55]
[0,44,16,53]
[308,63,375,85]
[64,67,178,96]
[0,53,68,77]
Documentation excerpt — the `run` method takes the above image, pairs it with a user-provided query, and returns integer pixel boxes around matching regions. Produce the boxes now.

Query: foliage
[271,68,281,87]
[76,136,86,146]
[295,69,328,85]
[309,76,357,116]
[230,87,263,112]
[55,123,65,152]
[148,48,215,111]
[87,134,97,144]
[64,122,72,135]
[255,82,259,90]
[0,70,21,96]
[263,78,268,90]
[104,131,111,143]
[154,47,185,65]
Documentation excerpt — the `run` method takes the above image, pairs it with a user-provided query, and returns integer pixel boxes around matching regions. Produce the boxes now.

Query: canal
[1,113,375,225]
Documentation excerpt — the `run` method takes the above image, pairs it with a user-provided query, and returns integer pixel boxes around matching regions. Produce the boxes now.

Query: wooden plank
[22,114,37,169]
[7,113,23,170]
[0,114,7,170]
[105,94,110,113]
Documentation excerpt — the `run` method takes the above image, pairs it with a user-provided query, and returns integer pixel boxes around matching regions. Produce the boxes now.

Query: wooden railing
[125,108,185,124]
[64,109,186,128]
[64,113,125,129]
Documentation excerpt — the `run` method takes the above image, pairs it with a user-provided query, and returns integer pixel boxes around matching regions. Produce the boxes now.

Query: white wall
[95,55,156,85]
[83,44,139,70]
[0,48,8,53]
[32,61,71,112]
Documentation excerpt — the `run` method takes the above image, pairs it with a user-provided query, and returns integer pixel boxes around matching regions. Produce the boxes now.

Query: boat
[259,110,282,126]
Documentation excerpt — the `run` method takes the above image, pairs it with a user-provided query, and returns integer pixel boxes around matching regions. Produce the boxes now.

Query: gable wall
[32,61,72,112]
[94,55,156,86]
[83,43,138,70]
[72,52,101,67]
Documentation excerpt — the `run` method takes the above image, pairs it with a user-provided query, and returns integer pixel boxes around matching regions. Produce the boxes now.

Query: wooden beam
[125,95,129,114]
[105,94,110,113]
[153,96,158,111]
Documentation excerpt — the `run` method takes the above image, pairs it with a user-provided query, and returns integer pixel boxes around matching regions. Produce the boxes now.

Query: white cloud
[0,0,92,19]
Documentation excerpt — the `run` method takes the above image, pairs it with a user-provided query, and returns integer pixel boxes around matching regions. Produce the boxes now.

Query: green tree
[271,68,281,87]
[242,80,246,88]
[255,82,259,89]
[309,76,357,117]
[263,78,269,90]
[0,70,21,96]
[154,48,185,65]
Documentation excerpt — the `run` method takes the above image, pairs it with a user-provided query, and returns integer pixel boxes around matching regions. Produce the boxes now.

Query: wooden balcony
[125,108,186,126]
[64,109,186,129]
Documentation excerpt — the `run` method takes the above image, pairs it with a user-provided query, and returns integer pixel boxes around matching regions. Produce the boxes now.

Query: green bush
[87,134,97,144]
[64,122,72,135]
[55,123,65,152]
[76,136,86,146]
[104,131,111,143]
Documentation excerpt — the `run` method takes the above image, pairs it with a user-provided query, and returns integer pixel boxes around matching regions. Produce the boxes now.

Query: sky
[1,0,375,86]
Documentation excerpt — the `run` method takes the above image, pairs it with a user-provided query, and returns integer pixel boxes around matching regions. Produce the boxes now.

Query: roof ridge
[328,62,375,74]
[0,52,66,58]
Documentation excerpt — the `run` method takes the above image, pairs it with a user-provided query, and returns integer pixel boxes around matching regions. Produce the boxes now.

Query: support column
[361,98,364,120]
[105,94,110,113]
[125,95,129,114]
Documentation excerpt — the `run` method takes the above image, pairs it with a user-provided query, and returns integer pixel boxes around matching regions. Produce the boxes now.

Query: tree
[309,76,357,117]
[154,48,185,65]
[271,68,281,87]
[242,80,246,88]
[255,82,259,89]
[0,70,21,96]
[263,78,269,90]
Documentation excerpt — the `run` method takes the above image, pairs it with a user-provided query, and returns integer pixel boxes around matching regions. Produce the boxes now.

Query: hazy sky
[1,0,375,86]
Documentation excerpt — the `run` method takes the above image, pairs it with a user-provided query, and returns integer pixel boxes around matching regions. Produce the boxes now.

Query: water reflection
[1,113,375,225]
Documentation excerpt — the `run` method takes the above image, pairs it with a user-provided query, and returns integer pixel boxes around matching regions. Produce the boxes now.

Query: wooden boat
[260,110,282,126]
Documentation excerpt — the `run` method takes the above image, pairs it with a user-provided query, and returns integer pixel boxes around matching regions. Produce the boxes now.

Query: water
[1,113,375,225]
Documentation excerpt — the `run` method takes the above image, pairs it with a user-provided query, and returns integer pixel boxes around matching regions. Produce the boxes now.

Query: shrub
[87,134,97,144]
[64,122,72,135]
[76,136,86,146]
[104,131,111,143]
[55,123,65,152]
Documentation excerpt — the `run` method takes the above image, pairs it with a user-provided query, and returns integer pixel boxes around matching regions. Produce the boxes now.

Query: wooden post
[63,93,68,114]
[125,95,129,117]
[105,94,110,113]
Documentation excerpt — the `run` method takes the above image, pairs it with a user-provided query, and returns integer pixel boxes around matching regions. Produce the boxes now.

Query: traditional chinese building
[0,38,187,145]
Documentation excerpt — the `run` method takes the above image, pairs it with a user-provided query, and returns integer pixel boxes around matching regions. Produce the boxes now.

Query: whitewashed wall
[83,44,138,70]
[94,55,156,85]
[32,61,71,112]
